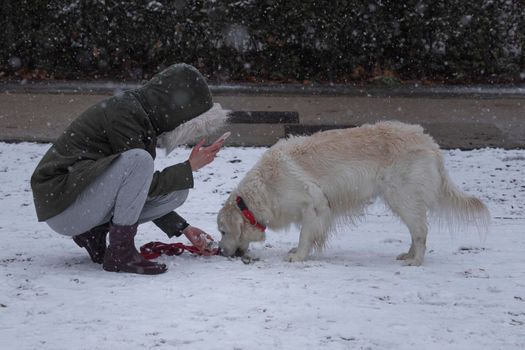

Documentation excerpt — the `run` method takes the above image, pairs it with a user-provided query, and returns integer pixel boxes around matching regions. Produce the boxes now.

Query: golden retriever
[217,121,489,266]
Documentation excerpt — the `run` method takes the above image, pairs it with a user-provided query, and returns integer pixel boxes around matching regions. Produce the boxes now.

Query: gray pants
[47,149,189,237]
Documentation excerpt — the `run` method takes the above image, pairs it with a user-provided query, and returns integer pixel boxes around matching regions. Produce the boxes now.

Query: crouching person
[30,63,225,275]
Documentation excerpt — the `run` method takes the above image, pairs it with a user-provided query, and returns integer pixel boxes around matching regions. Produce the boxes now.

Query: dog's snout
[217,247,242,258]
[234,248,245,257]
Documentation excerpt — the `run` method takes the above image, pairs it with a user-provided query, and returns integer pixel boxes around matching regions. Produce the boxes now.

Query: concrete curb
[1,81,525,98]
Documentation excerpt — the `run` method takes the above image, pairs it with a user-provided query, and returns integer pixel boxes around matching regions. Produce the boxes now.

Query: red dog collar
[236,196,266,232]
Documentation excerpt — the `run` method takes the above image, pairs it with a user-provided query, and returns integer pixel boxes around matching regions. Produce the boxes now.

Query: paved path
[1,82,523,149]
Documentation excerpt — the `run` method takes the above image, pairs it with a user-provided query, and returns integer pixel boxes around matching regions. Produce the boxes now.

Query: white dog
[217,121,490,266]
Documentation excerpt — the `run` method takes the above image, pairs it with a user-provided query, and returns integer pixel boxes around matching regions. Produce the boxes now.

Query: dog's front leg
[287,227,314,262]
[287,204,328,262]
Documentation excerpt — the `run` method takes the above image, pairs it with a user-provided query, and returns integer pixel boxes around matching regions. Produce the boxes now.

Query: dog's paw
[286,248,307,262]
[241,255,259,265]
[396,252,414,260]
[403,258,423,266]
[286,253,307,262]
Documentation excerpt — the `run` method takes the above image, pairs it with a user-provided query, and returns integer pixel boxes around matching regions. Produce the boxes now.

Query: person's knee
[120,148,154,173]
[164,189,190,209]
[163,189,189,209]
[138,190,190,224]
[176,189,190,206]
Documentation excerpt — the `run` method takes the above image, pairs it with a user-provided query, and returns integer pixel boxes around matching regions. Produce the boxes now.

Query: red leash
[140,241,219,260]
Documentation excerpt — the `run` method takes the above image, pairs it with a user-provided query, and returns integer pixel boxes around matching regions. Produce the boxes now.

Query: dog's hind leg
[385,191,429,266]
[397,209,428,266]
[383,153,440,266]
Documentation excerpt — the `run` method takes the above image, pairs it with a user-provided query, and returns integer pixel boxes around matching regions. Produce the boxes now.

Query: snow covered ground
[1,142,524,350]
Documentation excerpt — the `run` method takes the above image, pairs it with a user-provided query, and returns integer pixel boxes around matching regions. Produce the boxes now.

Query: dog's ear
[237,215,267,243]
[221,201,244,240]
[233,214,244,240]
[250,227,266,242]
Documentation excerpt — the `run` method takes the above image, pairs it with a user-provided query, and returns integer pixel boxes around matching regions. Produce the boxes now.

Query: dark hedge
[1,0,524,83]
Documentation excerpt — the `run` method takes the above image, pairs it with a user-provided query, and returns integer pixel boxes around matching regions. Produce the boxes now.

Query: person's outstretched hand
[182,225,217,256]
[188,138,224,171]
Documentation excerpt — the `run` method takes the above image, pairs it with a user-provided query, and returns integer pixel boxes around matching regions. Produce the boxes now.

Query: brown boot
[103,223,167,275]
[72,223,109,264]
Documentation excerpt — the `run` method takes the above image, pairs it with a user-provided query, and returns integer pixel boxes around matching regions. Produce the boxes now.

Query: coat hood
[134,63,213,134]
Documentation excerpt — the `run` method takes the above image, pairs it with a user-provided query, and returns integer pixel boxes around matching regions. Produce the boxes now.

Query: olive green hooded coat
[31,64,213,234]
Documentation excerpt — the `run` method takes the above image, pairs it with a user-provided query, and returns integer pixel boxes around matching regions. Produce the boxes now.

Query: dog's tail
[435,158,490,237]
